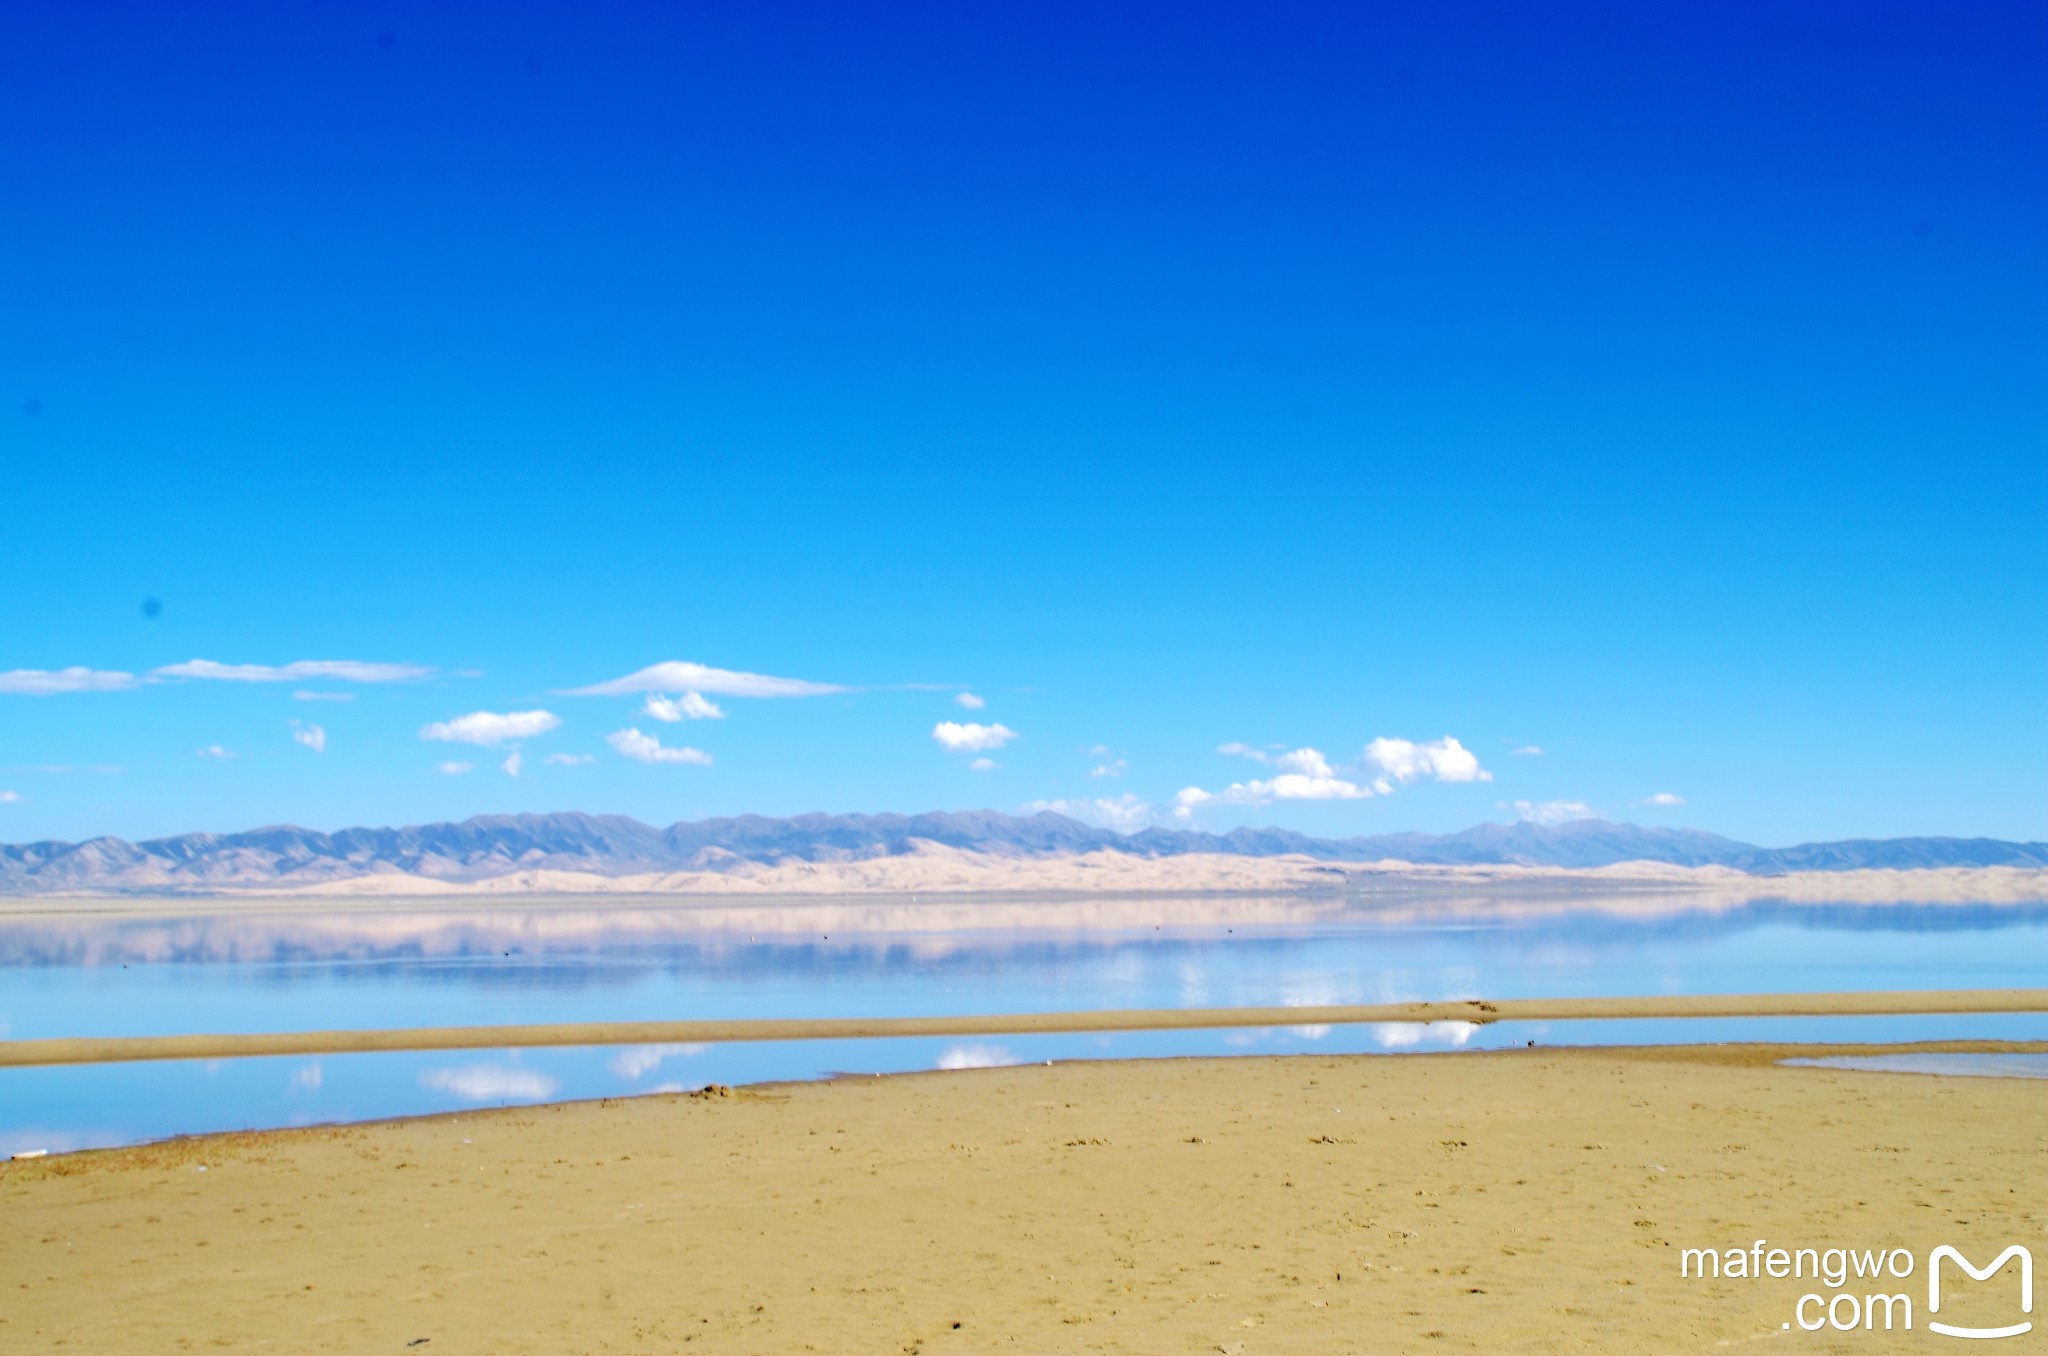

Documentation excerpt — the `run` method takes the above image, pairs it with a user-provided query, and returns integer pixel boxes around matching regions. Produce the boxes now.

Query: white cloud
[289,1063,322,1093]
[290,721,326,753]
[642,692,724,722]
[1275,747,1335,777]
[932,721,1016,753]
[1363,736,1491,790]
[564,661,844,699]
[292,690,355,703]
[419,710,561,747]
[1644,791,1685,807]
[0,791,20,804]
[936,1043,1018,1071]
[0,667,140,695]
[1171,772,1369,818]
[418,1064,560,1102]
[196,745,234,760]
[501,751,523,778]
[1219,744,1336,778]
[1089,758,1127,779]
[1512,745,1545,757]
[969,757,997,771]
[606,727,712,765]
[954,691,986,710]
[608,1043,709,1080]
[155,659,432,684]
[1026,794,1154,833]
[437,761,474,775]
[544,752,594,767]
[1506,798,1596,825]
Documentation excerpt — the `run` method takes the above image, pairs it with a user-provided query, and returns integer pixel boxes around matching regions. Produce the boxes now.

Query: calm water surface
[2,892,2043,1153]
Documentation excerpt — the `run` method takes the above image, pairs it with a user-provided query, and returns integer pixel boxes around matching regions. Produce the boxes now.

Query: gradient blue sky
[3,0,2043,846]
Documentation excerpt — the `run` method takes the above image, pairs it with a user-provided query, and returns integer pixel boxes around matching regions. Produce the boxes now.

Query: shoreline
[7,987,2047,1067]
[6,1040,2042,1353]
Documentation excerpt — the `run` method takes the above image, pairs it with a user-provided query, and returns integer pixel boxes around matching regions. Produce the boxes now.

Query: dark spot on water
[376,30,397,52]
[141,597,163,620]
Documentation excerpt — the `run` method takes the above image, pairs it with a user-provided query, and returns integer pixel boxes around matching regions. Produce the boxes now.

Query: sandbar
[5,987,2046,1067]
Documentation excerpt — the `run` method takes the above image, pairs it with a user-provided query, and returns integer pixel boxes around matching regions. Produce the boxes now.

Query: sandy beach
[4,1041,2042,1353]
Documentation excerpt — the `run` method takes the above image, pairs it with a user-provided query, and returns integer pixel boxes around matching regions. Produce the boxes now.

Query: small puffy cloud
[1275,747,1334,777]
[0,667,140,695]
[1026,794,1154,833]
[969,757,998,771]
[608,1043,709,1080]
[0,791,21,804]
[1089,758,1127,779]
[156,659,432,684]
[936,1043,1018,1071]
[643,692,724,722]
[196,745,234,760]
[1512,745,1545,757]
[292,690,355,703]
[290,721,326,753]
[607,727,712,765]
[955,691,986,710]
[1644,791,1685,807]
[1171,772,1369,818]
[418,1064,560,1102]
[1506,798,1596,825]
[419,709,561,747]
[289,1063,322,1093]
[544,752,595,767]
[1219,744,1335,778]
[437,761,474,775]
[1364,736,1490,790]
[932,721,1016,753]
[501,751,523,778]
[564,661,844,699]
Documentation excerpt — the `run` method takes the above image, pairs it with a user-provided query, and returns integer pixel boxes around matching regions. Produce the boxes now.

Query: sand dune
[51,843,2035,905]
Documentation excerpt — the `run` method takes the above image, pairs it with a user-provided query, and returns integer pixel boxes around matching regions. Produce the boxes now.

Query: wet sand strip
[3,986,2045,1067]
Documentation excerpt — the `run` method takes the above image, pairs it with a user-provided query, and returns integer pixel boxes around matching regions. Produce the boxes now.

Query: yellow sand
[3,1042,2042,1353]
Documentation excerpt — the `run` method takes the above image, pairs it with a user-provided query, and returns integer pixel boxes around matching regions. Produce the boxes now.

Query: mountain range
[3,810,2045,895]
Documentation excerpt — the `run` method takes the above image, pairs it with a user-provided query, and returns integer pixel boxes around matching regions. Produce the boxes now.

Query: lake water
[3,892,2045,1154]
[1784,1053,2048,1079]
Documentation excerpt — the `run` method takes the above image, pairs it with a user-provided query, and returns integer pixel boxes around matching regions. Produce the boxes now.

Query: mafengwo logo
[1680,1240,2032,1338]
[1928,1246,2033,1341]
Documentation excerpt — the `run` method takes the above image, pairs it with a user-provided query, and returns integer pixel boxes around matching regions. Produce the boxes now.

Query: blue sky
[2,0,2043,846]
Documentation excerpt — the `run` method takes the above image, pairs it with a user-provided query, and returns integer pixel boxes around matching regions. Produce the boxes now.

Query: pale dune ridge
[218,843,2048,904]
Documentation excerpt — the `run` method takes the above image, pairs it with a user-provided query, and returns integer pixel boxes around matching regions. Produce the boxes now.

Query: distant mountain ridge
[2,811,2044,896]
